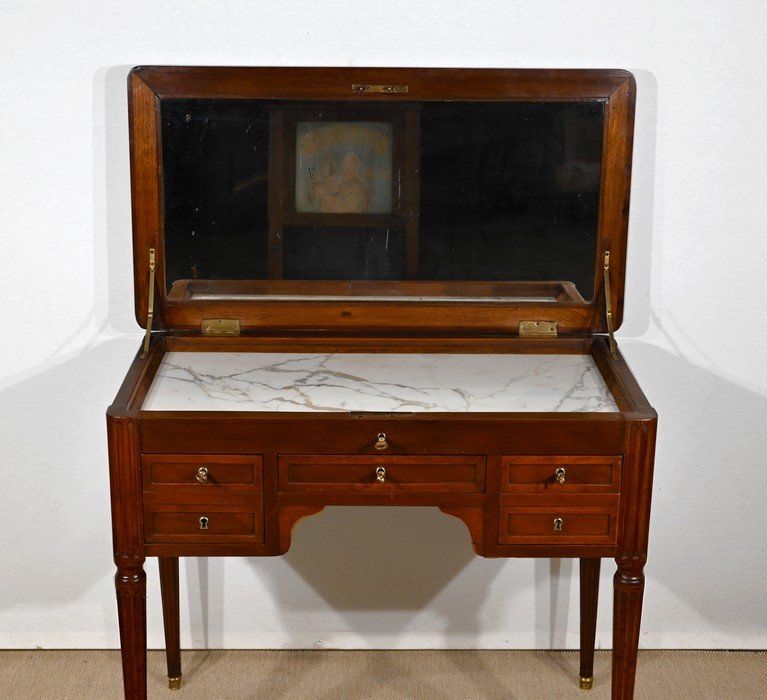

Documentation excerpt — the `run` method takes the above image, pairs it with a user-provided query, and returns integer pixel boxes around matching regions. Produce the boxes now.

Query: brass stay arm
[603,250,617,359]
[140,248,156,359]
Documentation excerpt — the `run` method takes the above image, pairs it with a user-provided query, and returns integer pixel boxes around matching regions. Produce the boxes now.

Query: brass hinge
[603,250,618,358]
[201,318,241,336]
[140,248,156,359]
[519,320,558,337]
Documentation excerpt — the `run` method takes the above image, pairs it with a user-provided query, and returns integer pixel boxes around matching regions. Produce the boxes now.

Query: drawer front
[501,456,621,493]
[145,503,264,543]
[142,454,263,490]
[499,505,618,545]
[279,455,485,493]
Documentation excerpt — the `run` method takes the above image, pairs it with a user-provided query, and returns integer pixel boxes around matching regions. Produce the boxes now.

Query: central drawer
[279,455,485,493]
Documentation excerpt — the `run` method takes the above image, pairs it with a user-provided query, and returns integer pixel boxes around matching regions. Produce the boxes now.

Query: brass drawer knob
[376,466,386,484]
[554,467,566,484]
[375,433,388,450]
[196,467,209,483]
[199,516,209,530]
[553,517,564,532]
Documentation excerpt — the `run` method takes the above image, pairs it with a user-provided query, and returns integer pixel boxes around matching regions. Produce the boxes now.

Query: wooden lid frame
[128,66,635,335]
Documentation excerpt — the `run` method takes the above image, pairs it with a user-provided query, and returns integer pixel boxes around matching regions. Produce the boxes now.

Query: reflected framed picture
[276,108,406,225]
[296,121,393,214]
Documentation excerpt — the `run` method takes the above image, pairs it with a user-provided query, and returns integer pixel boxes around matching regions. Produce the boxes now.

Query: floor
[1,649,766,699]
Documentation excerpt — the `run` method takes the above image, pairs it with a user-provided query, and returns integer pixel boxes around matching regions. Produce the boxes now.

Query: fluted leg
[115,560,147,700]
[612,566,645,699]
[159,557,182,689]
[579,558,600,690]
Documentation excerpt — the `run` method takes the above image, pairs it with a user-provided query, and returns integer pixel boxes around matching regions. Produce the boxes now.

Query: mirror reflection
[161,99,603,301]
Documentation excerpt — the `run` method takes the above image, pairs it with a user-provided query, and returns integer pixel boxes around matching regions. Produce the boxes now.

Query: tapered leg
[115,560,147,700]
[579,558,601,690]
[159,557,182,689]
[612,566,645,699]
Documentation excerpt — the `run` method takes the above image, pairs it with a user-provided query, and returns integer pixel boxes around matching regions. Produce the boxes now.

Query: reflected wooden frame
[266,105,415,278]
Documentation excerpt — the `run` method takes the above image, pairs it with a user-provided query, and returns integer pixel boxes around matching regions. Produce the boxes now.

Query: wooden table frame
[108,333,656,699]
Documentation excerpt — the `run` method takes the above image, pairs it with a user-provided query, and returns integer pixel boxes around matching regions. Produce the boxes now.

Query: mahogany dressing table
[108,67,656,699]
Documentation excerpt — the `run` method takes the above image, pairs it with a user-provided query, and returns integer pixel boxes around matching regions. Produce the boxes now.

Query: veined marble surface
[142,352,618,413]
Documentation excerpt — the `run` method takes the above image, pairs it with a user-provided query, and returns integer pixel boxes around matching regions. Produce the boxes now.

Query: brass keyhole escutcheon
[196,466,209,483]
[376,466,386,484]
[553,517,564,532]
[375,433,388,450]
[554,467,566,485]
[199,516,209,530]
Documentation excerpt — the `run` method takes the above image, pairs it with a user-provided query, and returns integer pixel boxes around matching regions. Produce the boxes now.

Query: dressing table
[108,66,656,699]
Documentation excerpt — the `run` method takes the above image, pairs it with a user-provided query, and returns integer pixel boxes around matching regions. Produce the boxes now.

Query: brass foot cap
[579,676,593,690]
[168,676,182,690]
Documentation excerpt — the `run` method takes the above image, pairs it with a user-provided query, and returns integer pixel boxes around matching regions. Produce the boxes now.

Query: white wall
[1,1,766,650]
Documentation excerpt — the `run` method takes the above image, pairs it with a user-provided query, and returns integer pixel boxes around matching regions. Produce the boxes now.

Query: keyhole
[553,517,564,532]
[199,516,209,530]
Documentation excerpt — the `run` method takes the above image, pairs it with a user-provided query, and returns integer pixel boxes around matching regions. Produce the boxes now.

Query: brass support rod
[140,248,156,359]
[603,251,617,358]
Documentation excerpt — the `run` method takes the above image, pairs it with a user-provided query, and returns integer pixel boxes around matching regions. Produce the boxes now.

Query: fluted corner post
[612,418,656,699]
[611,566,644,699]
[108,413,147,699]
[579,557,601,690]
[115,559,147,699]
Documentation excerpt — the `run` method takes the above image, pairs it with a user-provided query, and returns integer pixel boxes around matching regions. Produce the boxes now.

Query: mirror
[161,99,604,302]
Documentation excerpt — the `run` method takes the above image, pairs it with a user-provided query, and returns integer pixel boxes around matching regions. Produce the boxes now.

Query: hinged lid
[128,66,635,336]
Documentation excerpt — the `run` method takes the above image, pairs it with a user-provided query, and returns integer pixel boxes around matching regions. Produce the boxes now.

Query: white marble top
[142,352,618,413]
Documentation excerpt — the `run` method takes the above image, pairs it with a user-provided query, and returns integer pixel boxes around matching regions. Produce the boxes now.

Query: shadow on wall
[620,68,658,339]
[244,508,516,698]
[623,341,767,638]
[278,506,481,611]
[0,338,139,620]
[94,64,138,336]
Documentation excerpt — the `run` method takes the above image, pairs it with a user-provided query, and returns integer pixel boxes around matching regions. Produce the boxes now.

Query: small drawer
[142,454,263,490]
[498,505,618,545]
[501,456,621,493]
[145,503,264,543]
[279,455,485,493]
